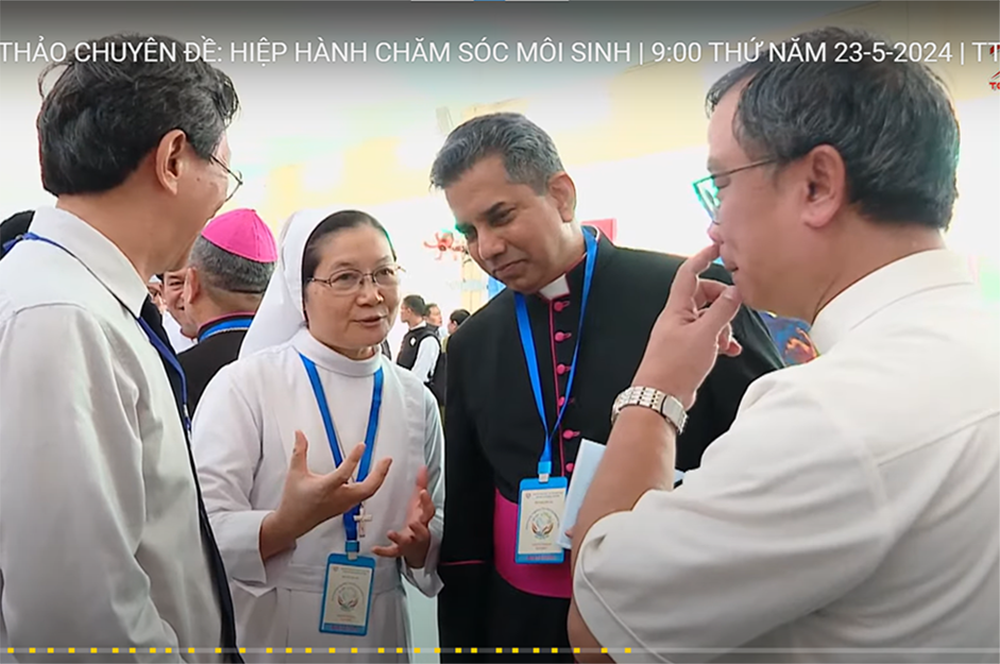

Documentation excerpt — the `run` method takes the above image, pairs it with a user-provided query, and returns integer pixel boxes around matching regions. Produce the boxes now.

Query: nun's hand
[372,466,435,568]
[271,431,392,544]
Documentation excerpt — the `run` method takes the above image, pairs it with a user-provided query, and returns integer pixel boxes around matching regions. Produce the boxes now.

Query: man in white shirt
[0,33,244,662]
[568,26,999,663]
[397,294,442,385]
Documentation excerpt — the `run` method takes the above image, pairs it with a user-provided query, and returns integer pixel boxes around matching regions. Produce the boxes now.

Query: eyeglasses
[211,155,244,202]
[692,158,777,224]
[308,265,403,294]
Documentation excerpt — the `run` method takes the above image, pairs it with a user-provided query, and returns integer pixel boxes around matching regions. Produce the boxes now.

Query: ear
[182,266,201,307]
[547,172,577,223]
[800,145,847,230]
[153,129,190,196]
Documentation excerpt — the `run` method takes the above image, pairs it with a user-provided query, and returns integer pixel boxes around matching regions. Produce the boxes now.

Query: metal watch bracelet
[611,386,687,435]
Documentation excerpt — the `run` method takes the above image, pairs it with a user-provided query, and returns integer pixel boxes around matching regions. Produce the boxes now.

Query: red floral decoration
[423,230,469,261]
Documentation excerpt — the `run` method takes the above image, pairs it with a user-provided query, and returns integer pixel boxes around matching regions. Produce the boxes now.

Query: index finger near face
[667,244,722,310]
[680,244,722,280]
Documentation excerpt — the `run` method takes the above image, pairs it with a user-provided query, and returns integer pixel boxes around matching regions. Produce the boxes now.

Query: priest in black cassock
[430,113,784,661]
[178,208,277,413]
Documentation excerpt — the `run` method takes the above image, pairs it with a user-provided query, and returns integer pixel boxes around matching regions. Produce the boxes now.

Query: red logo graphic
[991,45,999,90]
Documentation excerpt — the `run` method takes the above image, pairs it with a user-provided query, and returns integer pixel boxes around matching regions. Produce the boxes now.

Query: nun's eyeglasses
[211,155,244,202]
[309,265,403,294]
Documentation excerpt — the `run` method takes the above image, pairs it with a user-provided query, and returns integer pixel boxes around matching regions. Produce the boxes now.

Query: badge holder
[300,354,384,637]
[516,460,568,564]
[513,229,597,567]
[319,540,376,636]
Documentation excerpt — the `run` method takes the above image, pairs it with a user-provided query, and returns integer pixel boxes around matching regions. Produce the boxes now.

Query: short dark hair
[450,309,471,326]
[706,26,959,230]
[301,210,396,288]
[426,302,440,313]
[430,112,564,193]
[189,236,275,295]
[37,33,240,196]
[402,295,428,317]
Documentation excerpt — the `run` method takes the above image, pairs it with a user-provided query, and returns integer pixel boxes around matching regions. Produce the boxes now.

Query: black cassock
[178,313,254,414]
[438,229,784,661]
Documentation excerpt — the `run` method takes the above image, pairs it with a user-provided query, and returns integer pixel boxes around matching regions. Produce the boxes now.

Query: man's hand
[633,244,743,409]
[262,430,392,560]
[372,466,435,568]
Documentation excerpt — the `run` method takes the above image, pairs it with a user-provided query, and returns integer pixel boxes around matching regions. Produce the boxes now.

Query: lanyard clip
[537,461,552,484]
[345,539,360,561]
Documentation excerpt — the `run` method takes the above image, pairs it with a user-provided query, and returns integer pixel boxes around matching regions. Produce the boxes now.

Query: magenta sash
[493,488,572,599]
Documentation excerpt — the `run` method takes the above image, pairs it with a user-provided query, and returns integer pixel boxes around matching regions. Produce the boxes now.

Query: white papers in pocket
[558,439,685,550]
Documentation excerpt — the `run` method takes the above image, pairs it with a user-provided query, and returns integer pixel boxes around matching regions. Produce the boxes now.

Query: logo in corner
[992,45,999,87]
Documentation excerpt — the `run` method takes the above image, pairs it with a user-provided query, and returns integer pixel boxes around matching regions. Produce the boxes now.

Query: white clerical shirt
[0,207,223,661]
[573,249,999,663]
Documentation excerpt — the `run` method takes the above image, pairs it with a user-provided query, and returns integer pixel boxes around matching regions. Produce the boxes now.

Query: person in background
[568,27,999,662]
[0,32,242,659]
[430,112,784,661]
[442,308,470,354]
[178,208,277,414]
[0,211,34,261]
[161,267,198,352]
[397,294,442,386]
[425,302,443,337]
[192,208,443,660]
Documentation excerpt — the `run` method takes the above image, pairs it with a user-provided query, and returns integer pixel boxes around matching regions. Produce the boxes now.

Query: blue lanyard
[299,353,384,557]
[4,232,191,432]
[514,229,598,482]
[198,316,253,342]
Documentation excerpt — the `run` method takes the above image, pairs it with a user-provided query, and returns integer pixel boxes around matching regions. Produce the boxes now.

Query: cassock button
[562,429,579,440]
[554,300,569,312]
[554,331,573,342]
[566,463,575,473]
[556,364,568,375]
[557,396,566,407]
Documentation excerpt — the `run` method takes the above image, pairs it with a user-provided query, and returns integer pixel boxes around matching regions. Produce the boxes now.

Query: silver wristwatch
[611,386,687,434]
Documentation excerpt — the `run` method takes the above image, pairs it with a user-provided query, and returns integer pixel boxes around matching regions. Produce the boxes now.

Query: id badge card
[515,476,568,564]
[319,554,376,636]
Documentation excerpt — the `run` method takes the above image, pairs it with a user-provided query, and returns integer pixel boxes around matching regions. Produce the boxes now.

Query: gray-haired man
[179,208,277,413]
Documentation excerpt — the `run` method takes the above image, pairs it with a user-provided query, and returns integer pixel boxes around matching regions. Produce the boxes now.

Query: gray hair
[189,236,275,294]
[430,112,564,193]
[707,26,959,231]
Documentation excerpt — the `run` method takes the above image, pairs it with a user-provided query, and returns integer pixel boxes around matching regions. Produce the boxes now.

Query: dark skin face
[444,155,582,294]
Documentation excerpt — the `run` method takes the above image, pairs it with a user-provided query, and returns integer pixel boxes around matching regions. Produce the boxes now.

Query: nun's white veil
[240,206,363,358]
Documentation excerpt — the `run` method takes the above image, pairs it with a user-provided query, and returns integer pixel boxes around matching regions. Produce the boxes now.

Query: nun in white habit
[191,207,443,662]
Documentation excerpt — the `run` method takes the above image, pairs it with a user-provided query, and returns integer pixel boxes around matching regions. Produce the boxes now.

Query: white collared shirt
[409,321,440,384]
[0,207,223,660]
[574,249,1000,662]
